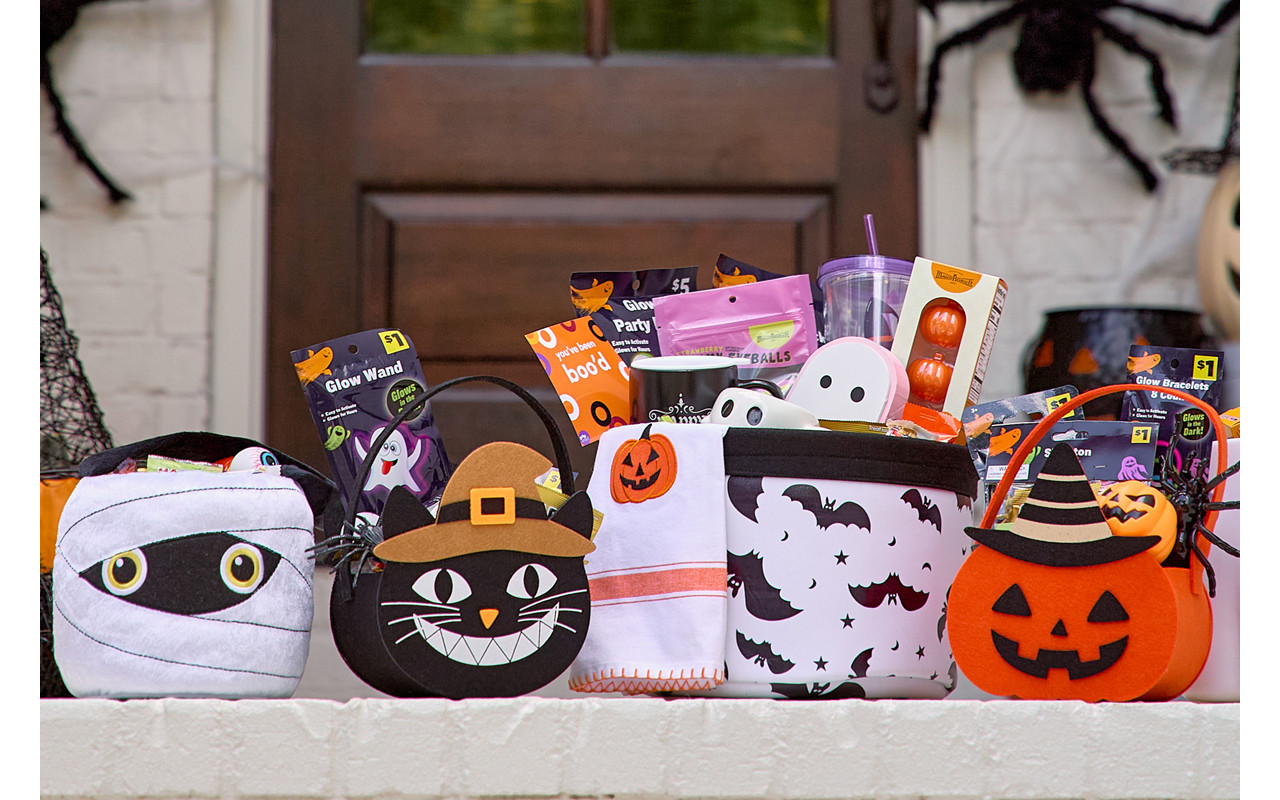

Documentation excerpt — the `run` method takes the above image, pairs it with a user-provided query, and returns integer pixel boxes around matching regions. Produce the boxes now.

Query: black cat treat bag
[318,376,596,698]
[293,328,452,519]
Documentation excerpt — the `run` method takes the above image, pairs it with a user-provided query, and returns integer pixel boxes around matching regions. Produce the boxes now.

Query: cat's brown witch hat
[373,442,595,563]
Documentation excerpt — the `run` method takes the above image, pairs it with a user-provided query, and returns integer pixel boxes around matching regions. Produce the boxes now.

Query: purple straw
[863,213,879,256]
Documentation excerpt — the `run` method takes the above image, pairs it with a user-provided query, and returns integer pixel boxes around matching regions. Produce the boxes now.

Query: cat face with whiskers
[376,549,591,697]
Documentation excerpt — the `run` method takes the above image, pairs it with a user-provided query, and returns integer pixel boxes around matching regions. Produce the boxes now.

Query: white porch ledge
[41,696,1238,800]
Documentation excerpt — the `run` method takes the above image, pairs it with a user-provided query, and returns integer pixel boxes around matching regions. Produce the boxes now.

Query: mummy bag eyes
[52,433,335,699]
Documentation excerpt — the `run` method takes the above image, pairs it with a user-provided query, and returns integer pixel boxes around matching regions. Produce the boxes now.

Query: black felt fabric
[723,428,978,498]
[77,432,336,524]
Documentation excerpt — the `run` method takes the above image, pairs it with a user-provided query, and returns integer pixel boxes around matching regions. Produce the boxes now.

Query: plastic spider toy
[1151,434,1239,596]
[919,0,1239,192]
[308,514,386,588]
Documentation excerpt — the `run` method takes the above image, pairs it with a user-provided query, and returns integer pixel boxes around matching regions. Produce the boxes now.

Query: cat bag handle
[983,382,1228,595]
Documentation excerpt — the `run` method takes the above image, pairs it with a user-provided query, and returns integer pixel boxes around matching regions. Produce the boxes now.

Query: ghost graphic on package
[353,425,427,494]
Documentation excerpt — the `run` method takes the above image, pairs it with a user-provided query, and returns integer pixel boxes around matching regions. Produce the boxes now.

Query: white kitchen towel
[569,422,729,694]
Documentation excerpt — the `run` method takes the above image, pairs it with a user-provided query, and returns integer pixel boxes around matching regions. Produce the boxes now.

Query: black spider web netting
[41,248,112,471]
[41,247,111,697]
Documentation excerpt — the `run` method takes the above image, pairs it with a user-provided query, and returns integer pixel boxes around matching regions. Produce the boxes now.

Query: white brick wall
[929,0,1240,401]
[40,0,216,446]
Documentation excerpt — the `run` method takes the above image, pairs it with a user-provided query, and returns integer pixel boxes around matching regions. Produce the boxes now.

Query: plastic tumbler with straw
[816,214,914,348]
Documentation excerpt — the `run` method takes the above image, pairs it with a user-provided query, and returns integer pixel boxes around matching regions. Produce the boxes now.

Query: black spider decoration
[42,0,142,205]
[1151,432,1239,597]
[919,0,1240,192]
[308,516,386,589]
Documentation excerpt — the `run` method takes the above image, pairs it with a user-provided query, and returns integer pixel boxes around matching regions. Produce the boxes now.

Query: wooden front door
[267,0,919,475]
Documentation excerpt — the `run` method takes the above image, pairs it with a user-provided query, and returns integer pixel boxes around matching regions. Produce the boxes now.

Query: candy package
[571,267,698,364]
[292,328,452,519]
[653,274,819,391]
[714,254,826,343]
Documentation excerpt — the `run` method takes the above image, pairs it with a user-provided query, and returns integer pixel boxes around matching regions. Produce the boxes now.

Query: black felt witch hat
[966,444,1160,567]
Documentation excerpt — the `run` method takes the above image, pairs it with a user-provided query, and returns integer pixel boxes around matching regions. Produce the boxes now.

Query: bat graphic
[937,600,948,642]
[727,550,802,621]
[956,493,973,512]
[901,489,943,533]
[736,632,795,674]
[771,681,867,699]
[1127,351,1162,375]
[782,484,871,531]
[848,574,930,612]
[850,647,873,678]
[727,476,766,523]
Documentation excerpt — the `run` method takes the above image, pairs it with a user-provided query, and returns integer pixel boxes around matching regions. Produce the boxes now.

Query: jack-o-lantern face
[1097,481,1177,562]
[948,545,1180,701]
[610,424,678,503]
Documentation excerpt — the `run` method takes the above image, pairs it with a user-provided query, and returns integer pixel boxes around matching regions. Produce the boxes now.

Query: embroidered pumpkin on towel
[610,424,678,503]
[1097,480,1177,563]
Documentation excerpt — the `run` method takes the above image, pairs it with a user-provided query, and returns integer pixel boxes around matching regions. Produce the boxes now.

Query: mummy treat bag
[52,433,334,699]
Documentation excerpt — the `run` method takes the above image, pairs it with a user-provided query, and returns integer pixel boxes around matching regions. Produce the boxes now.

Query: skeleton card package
[653,274,819,391]
[1120,344,1225,481]
[572,268,698,364]
[293,328,453,519]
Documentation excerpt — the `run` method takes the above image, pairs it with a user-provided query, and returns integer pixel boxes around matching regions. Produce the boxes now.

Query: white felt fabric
[53,471,315,699]
[569,423,730,694]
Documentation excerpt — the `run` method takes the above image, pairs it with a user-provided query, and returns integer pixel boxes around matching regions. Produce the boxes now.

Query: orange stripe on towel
[589,566,726,602]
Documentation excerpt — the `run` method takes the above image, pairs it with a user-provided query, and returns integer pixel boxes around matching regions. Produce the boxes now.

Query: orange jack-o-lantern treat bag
[948,444,1210,702]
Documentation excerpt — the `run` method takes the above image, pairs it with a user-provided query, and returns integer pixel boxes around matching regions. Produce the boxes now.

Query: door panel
[268,0,919,473]
[363,192,829,374]
[356,57,838,186]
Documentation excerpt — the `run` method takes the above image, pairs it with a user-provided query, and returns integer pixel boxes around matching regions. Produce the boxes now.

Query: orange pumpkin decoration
[908,354,952,404]
[920,300,966,349]
[41,476,79,572]
[948,445,1211,702]
[1097,480,1177,563]
[610,424,678,504]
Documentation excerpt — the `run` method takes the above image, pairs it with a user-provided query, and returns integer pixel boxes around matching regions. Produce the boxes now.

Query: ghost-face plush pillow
[786,338,908,424]
[53,471,316,698]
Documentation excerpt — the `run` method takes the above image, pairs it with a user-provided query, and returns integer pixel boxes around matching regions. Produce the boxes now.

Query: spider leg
[1205,500,1239,512]
[1112,1,1239,36]
[1095,19,1176,128]
[1080,47,1160,191]
[920,2,1031,133]
[1204,460,1240,491]
[1189,543,1217,597]
[1197,522,1239,558]
[40,52,132,204]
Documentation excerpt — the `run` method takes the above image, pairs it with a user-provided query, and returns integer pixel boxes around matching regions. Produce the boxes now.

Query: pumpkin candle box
[890,258,1007,417]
